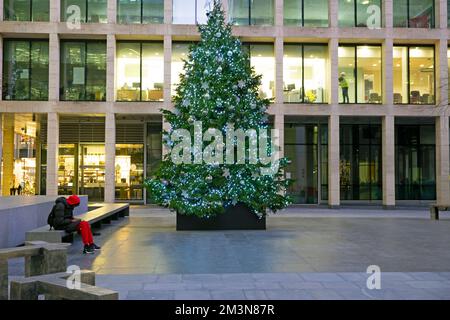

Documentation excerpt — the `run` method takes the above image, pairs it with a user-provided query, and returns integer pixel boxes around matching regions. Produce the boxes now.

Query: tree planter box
[176,203,266,231]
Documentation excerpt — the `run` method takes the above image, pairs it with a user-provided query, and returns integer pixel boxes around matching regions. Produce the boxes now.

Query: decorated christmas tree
[144,0,292,219]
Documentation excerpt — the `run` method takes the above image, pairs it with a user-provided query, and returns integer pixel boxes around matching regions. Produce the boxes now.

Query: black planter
[176,202,266,231]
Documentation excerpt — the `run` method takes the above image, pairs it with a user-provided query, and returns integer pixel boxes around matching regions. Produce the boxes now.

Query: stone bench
[25,203,130,244]
[10,270,118,300]
[430,204,450,220]
[0,241,70,300]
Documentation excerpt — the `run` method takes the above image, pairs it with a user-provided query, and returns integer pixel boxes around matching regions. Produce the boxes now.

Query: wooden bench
[430,204,450,220]
[0,241,70,300]
[10,270,118,300]
[25,203,130,244]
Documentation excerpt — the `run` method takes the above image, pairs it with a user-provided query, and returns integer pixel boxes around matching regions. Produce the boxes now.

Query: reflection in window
[116,144,144,201]
[283,44,328,103]
[60,41,107,101]
[116,42,164,102]
[396,124,436,200]
[171,43,191,97]
[338,45,382,104]
[393,46,435,105]
[229,0,274,26]
[173,0,209,24]
[284,0,328,27]
[146,122,163,203]
[4,0,49,21]
[340,124,382,201]
[339,0,381,27]
[3,40,49,101]
[243,43,275,100]
[118,0,164,24]
[61,0,107,23]
[393,0,434,28]
[284,122,328,204]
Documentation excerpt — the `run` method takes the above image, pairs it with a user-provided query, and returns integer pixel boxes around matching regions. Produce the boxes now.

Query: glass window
[173,0,209,24]
[171,43,191,97]
[117,42,164,102]
[394,46,435,105]
[338,45,382,104]
[116,144,144,201]
[229,0,274,26]
[62,0,107,23]
[393,0,434,28]
[396,124,436,200]
[60,41,106,101]
[244,43,275,99]
[283,44,328,103]
[340,124,382,201]
[3,40,49,101]
[118,0,163,24]
[284,0,328,27]
[146,122,163,204]
[4,0,49,21]
[339,0,381,27]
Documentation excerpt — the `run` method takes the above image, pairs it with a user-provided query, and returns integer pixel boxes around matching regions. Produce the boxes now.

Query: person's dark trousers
[342,88,349,103]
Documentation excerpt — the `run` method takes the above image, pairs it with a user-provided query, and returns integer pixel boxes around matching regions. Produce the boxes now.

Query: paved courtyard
[8,206,450,299]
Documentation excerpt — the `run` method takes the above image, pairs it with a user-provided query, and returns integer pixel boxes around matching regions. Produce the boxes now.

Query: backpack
[47,205,56,230]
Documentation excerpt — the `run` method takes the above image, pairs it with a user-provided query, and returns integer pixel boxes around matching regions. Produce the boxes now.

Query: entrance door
[79,144,105,202]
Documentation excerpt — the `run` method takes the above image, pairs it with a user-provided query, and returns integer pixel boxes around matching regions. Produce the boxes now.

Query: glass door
[79,144,105,202]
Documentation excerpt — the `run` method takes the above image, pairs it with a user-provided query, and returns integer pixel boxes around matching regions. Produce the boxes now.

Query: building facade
[0,0,449,207]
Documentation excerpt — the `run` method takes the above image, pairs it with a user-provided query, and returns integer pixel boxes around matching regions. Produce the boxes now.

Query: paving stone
[210,290,246,300]
[264,289,314,300]
[300,273,345,282]
[309,289,344,300]
[406,281,450,289]
[280,281,323,290]
[174,290,212,300]
[244,290,269,300]
[409,273,450,281]
[127,290,175,300]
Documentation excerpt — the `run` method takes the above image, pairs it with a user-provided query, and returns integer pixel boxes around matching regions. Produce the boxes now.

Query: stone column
[274,114,284,158]
[48,34,60,102]
[106,34,116,103]
[329,0,338,28]
[383,0,393,28]
[436,116,450,206]
[46,113,59,196]
[50,0,60,23]
[107,0,117,24]
[2,114,14,196]
[105,113,116,203]
[437,0,448,29]
[275,0,283,27]
[328,38,339,105]
[382,38,393,105]
[0,0,3,22]
[436,39,449,107]
[162,35,172,156]
[328,115,340,208]
[164,0,173,24]
[382,115,395,208]
[275,37,284,105]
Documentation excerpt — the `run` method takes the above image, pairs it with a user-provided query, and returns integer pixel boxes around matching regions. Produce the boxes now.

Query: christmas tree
[144,0,292,218]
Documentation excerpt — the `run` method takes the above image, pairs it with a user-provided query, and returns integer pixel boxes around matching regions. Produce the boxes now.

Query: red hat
[67,195,80,206]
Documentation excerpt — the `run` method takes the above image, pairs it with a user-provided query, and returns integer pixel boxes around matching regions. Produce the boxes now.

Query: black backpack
[47,205,56,230]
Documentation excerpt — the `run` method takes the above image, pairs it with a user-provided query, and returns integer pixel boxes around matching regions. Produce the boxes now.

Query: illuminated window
[61,0,107,23]
[173,0,210,24]
[171,43,192,97]
[243,43,275,100]
[116,42,164,102]
[4,0,49,21]
[338,45,382,104]
[393,46,435,105]
[283,44,328,103]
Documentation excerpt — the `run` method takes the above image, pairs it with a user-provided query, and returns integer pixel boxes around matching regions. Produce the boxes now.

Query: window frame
[339,0,383,28]
[229,0,274,26]
[4,0,49,22]
[61,0,107,23]
[394,0,435,28]
[393,44,436,105]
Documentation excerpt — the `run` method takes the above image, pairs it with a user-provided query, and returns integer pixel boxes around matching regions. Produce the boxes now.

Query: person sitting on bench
[53,195,101,255]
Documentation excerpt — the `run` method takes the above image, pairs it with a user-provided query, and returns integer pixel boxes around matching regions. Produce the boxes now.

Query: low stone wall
[0,196,88,248]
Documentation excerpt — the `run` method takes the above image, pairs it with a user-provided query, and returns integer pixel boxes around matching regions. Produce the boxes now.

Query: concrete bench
[10,270,118,300]
[430,204,450,220]
[0,241,70,300]
[25,203,130,244]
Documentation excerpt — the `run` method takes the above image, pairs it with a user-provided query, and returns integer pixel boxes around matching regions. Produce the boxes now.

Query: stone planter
[176,202,266,231]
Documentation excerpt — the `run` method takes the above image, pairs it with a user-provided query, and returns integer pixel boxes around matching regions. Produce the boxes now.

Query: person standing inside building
[52,195,101,254]
[339,72,350,104]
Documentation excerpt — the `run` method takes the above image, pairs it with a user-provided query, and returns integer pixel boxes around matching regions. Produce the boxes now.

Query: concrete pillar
[50,0,60,23]
[328,38,339,105]
[437,0,448,29]
[105,113,116,203]
[383,0,393,28]
[275,37,284,105]
[107,0,117,24]
[106,34,116,103]
[0,35,3,100]
[436,116,450,206]
[222,0,229,21]
[163,35,172,105]
[328,115,340,208]
[274,114,284,158]
[46,113,59,196]
[0,0,3,22]
[2,114,14,196]
[164,0,173,24]
[329,0,338,28]
[436,39,449,107]
[382,115,395,208]
[382,38,393,105]
[275,0,283,27]
[48,34,60,102]
[25,246,67,277]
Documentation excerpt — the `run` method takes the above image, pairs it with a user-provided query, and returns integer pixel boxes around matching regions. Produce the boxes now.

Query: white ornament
[227,51,233,57]
[238,80,245,88]
[223,168,230,178]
